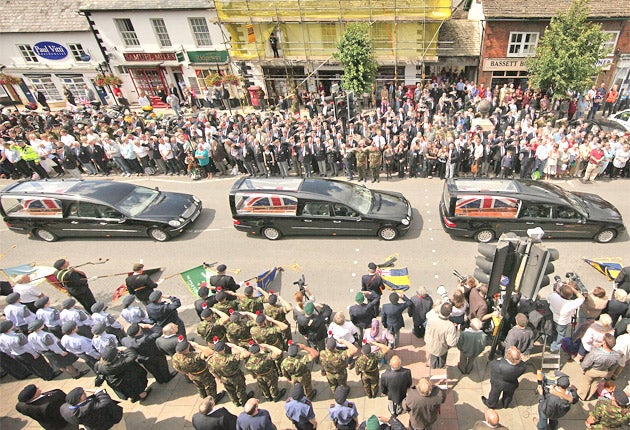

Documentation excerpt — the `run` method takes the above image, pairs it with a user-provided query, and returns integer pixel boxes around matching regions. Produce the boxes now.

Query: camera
[565,272,588,295]
[452,270,466,283]
[293,274,310,299]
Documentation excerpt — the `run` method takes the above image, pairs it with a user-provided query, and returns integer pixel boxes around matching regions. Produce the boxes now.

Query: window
[521,204,553,219]
[601,31,619,57]
[302,202,330,217]
[29,76,62,102]
[507,32,538,57]
[68,43,88,61]
[333,204,359,218]
[57,75,86,102]
[115,18,140,47]
[189,17,212,46]
[556,206,580,220]
[151,18,172,47]
[2,197,62,218]
[18,44,38,62]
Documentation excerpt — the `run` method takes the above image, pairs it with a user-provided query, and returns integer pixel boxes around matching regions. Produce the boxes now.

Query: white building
[0,0,108,108]
[80,0,230,105]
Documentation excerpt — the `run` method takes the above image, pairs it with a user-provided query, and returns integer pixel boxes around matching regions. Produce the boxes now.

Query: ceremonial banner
[180,265,217,297]
[256,267,279,292]
[1,263,63,293]
[379,267,411,292]
[583,258,623,281]
[112,267,164,301]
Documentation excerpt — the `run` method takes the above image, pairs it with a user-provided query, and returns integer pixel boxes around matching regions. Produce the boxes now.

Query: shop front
[123,52,179,106]
[480,57,530,90]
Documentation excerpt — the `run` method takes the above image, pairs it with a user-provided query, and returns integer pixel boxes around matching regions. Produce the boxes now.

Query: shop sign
[596,58,613,71]
[482,57,528,71]
[33,41,68,60]
[187,50,228,64]
[123,52,177,62]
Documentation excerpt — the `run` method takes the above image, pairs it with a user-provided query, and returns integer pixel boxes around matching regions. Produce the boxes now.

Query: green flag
[180,265,217,297]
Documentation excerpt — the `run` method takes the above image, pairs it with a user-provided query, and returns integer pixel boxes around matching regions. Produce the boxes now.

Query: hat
[244,285,254,296]
[326,337,337,351]
[201,308,213,319]
[355,292,365,304]
[132,263,144,272]
[126,323,140,337]
[215,291,227,302]
[28,319,44,333]
[287,344,299,357]
[366,415,380,430]
[249,342,261,354]
[553,370,570,388]
[198,286,209,298]
[101,346,118,362]
[304,302,315,315]
[214,341,226,352]
[334,385,349,405]
[61,298,76,309]
[217,264,227,272]
[268,294,278,305]
[66,387,85,406]
[18,384,37,402]
[175,340,190,353]
[149,290,162,303]
[368,262,377,270]
[289,383,305,400]
[53,259,67,270]
[229,311,240,323]
[614,388,630,406]
[122,295,136,308]
[6,292,20,304]
[91,302,106,314]
[361,344,372,355]
[34,296,49,309]
[0,320,14,333]
[255,314,266,325]
[389,292,400,304]
[61,320,76,334]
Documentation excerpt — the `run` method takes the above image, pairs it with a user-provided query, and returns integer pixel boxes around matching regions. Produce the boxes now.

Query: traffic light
[517,243,559,300]
[474,240,517,299]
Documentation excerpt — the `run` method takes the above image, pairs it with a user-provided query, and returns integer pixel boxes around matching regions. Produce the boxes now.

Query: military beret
[244,285,254,296]
[304,302,315,315]
[101,346,118,362]
[28,319,44,333]
[217,264,227,272]
[201,308,213,319]
[61,320,76,334]
[389,292,400,304]
[614,388,630,406]
[249,343,260,354]
[6,292,20,304]
[366,415,380,430]
[132,263,144,272]
[149,290,162,303]
[287,344,299,357]
[334,385,349,405]
[91,302,106,314]
[61,298,76,309]
[368,262,377,270]
[355,292,365,304]
[126,323,140,337]
[0,320,14,333]
[255,314,266,324]
[34,296,49,309]
[229,312,240,323]
[361,344,372,355]
[326,337,337,351]
[198,286,209,298]
[215,291,227,302]
[66,387,84,406]
[268,294,278,305]
[18,384,38,402]
[175,340,190,353]
[53,259,67,270]
[122,295,136,308]
[90,322,105,335]
[214,341,226,352]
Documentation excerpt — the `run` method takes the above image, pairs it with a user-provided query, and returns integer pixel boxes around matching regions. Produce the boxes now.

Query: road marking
[353,260,358,264]
[351,273,356,277]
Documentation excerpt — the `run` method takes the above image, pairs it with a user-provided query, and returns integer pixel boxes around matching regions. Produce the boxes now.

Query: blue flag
[256,267,278,292]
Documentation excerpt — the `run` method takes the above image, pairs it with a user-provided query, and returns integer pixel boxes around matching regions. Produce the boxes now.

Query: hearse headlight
[401,218,410,226]
[168,219,182,227]
[192,196,201,204]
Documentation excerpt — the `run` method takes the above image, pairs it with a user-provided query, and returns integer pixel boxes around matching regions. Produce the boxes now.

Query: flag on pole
[1,263,64,293]
[582,258,623,281]
[378,267,411,292]
[112,267,164,301]
[180,265,217,298]
[256,267,279,292]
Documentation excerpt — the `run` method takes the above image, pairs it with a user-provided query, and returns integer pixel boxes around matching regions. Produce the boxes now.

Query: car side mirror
[118,217,127,224]
[356,216,362,222]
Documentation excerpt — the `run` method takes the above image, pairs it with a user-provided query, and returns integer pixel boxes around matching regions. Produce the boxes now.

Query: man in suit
[125,263,161,306]
[192,395,237,430]
[16,384,76,430]
[380,355,412,416]
[209,264,239,292]
[482,346,527,409]
[445,142,460,179]
[381,292,413,348]
[59,387,124,430]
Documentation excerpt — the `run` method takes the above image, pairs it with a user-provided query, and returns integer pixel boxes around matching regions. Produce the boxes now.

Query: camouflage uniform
[281,354,315,398]
[265,305,292,347]
[251,324,284,350]
[354,351,385,398]
[214,300,238,315]
[369,149,382,181]
[172,350,217,398]
[226,319,254,347]
[588,399,630,429]
[245,352,281,401]
[319,349,351,393]
[240,296,265,314]
[356,149,368,182]
[208,352,249,406]
[196,318,227,344]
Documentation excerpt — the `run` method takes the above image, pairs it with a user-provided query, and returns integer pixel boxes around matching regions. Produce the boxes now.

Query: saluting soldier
[250,313,288,350]
[172,338,225,400]
[197,307,228,344]
[194,286,217,320]
[280,341,319,400]
[225,311,255,347]
[320,337,358,394]
[245,342,286,402]
[264,291,294,347]
[355,140,369,182]
[238,285,265,314]
[34,296,63,339]
[53,258,96,313]
[355,340,390,398]
[207,341,253,407]
[214,290,239,314]
[368,143,382,183]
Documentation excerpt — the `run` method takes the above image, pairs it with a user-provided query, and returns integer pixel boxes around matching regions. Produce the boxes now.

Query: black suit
[60,390,123,430]
[209,274,239,292]
[380,366,413,414]
[486,358,526,409]
[349,295,380,330]
[192,407,238,430]
[125,273,158,305]
[16,389,76,430]
[121,328,173,383]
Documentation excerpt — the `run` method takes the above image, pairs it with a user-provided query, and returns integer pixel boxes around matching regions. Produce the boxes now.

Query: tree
[334,23,377,94]
[526,0,609,98]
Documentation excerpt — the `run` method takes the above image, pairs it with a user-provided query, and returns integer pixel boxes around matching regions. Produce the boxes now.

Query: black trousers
[487,382,517,409]
[0,351,31,379]
[140,355,172,383]
[16,353,56,380]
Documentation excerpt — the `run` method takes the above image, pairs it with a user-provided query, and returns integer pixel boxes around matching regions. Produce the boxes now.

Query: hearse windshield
[116,187,160,216]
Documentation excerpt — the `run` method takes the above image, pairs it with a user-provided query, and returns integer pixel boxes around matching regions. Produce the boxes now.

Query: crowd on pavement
[2,256,630,430]
[1,76,629,185]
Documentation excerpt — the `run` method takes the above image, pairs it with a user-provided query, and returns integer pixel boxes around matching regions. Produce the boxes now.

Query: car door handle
[526,222,535,225]
[333,220,341,223]
[71,221,79,224]
[99,222,108,225]
[303,219,312,223]
[555,222,564,226]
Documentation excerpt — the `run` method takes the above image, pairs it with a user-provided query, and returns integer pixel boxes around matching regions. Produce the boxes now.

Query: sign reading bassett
[33,41,68,60]
[482,57,528,71]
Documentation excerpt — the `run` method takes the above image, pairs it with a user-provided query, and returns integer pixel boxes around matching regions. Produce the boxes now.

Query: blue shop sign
[33,42,68,60]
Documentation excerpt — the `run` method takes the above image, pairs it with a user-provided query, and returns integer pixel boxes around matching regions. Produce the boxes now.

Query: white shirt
[548,292,584,325]
[328,321,359,346]
[12,282,42,303]
[613,332,630,366]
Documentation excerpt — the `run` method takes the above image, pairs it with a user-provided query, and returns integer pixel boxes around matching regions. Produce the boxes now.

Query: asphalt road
[1,175,628,324]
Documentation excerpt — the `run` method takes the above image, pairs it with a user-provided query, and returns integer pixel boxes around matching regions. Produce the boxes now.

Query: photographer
[548,283,584,353]
[535,371,578,430]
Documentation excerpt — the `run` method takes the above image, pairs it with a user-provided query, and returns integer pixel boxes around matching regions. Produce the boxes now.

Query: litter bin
[248,86,261,107]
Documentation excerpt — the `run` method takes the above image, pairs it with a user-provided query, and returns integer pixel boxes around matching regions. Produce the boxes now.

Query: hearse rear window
[1,196,63,218]
[455,195,519,218]
[235,194,298,215]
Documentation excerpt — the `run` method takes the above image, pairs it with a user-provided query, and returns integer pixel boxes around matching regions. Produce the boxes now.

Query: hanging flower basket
[94,73,123,87]
[224,73,241,86]
[0,73,20,86]
[205,73,224,87]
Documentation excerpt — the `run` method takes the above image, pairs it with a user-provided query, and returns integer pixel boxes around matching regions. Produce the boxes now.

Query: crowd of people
[1,78,629,184]
[2,257,630,430]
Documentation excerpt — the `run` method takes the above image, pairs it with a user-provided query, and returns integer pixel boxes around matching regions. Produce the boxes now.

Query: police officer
[355,140,369,182]
[53,258,96,313]
[146,290,186,337]
[34,296,63,339]
[125,263,160,306]
[90,322,119,355]
[329,385,359,430]
[209,264,239,292]
[281,341,319,400]
[285,383,318,430]
[123,322,177,384]
[355,340,390,398]
[4,292,36,334]
[320,337,358,394]
[90,302,125,342]
[250,313,288,350]
[197,307,228,344]
[172,339,225,400]
[0,320,60,380]
[368,143,382,183]
[244,342,286,402]
[60,320,100,373]
[207,341,254,407]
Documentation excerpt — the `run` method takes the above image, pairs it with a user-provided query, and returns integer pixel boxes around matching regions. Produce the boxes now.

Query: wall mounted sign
[187,50,229,64]
[482,57,528,71]
[123,52,177,62]
[33,41,68,60]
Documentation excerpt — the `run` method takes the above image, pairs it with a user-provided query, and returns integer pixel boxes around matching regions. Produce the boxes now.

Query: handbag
[471,162,478,174]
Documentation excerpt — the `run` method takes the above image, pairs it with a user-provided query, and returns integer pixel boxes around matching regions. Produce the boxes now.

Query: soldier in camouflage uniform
[319,337,358,394]
[281,341,319,400]
[225,311,255,347]
[355,340,390,398]
[250,313,288,350]
[264,291,294,347]
[196,307,228,344]
[213,290,239,315]
[355,140,369,182]
[245,342,287,402]
[368,143,382,183]
[236,285,265,314]
[207,341,253,407]
[586,388,630,429]
[172,339,225,401]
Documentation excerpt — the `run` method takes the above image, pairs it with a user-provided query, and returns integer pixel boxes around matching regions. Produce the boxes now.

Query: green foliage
[526,0,608,98]
[334,23,377,94]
